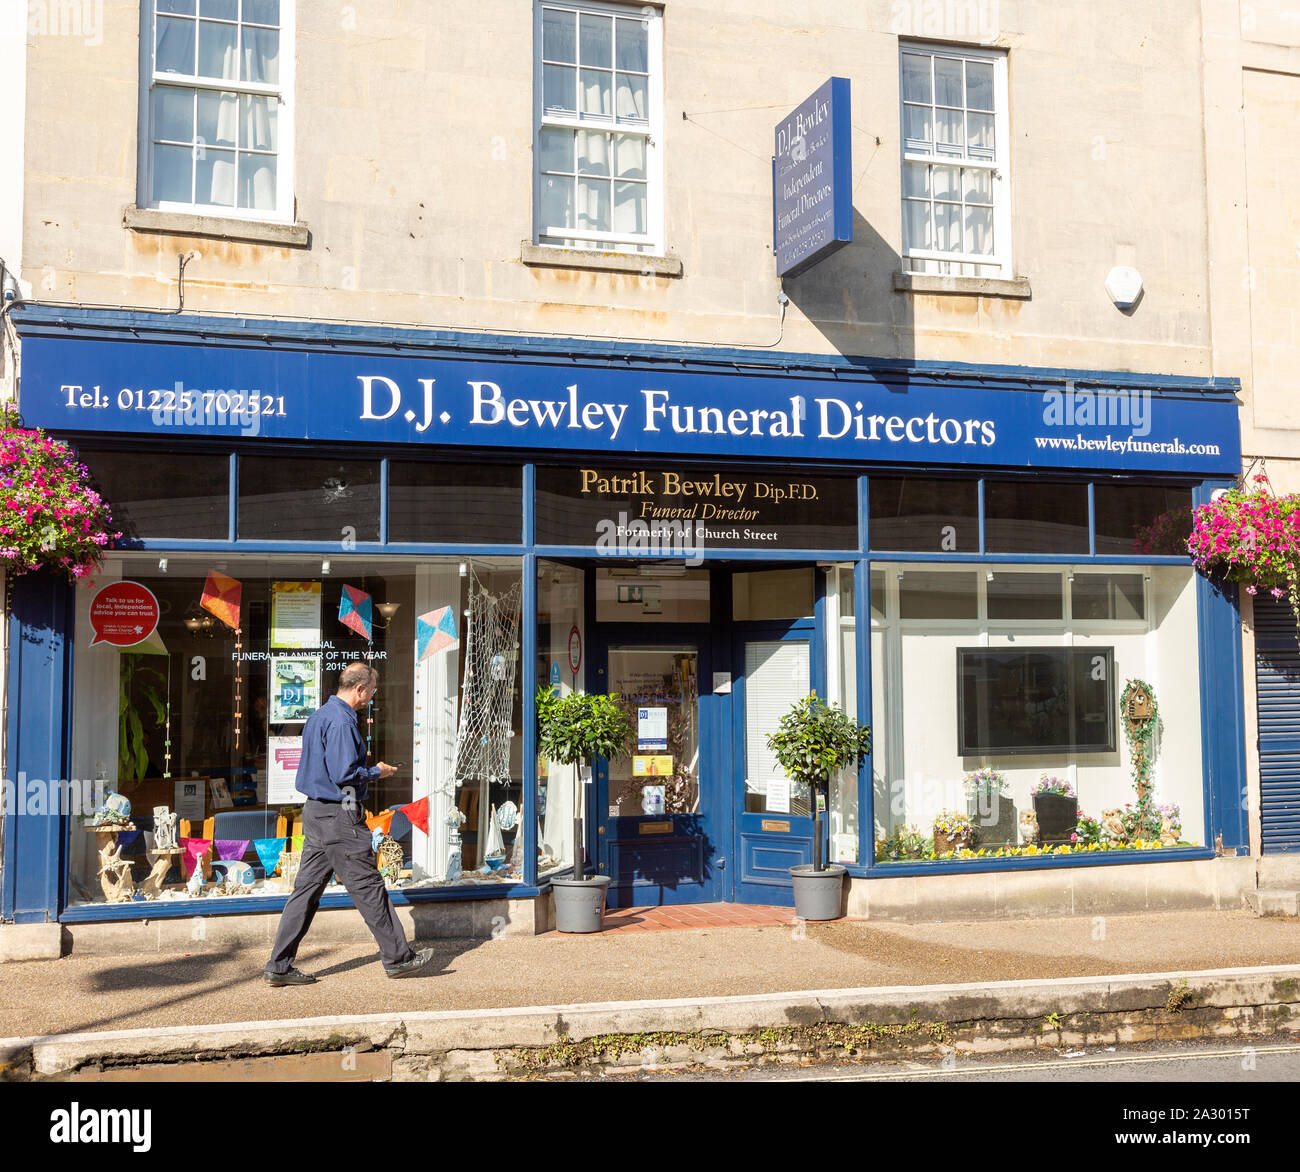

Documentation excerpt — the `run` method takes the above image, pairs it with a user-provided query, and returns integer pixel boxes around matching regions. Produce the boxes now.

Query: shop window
[869,475,978,551]
[826,566,860,863]
[238,456,379,542]
[78,447,229,540]
[899,569,978,620]
[594,566,710,623]
[388,461,523,545]
[733,568,814,621]
[537,560,585,877]
[984,480,1089,554]
[1072,573,1145,622]
[1094,484,1194,556]
[69,555,525,905]
[141,0,294,220]
[987,571,1063,621]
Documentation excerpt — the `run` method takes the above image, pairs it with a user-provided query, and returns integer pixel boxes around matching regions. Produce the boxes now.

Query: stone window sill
[124,206,311,248]
[521,241,683,277]
[893,271,1031,299]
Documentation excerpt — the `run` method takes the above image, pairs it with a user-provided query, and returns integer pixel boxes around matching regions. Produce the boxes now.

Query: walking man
[265,661,434,984]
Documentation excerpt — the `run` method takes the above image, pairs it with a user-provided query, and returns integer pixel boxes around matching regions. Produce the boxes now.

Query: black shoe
[263,966,317,987]
[384,947,435,979]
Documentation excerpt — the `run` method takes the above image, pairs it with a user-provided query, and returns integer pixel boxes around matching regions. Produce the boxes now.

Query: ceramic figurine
[187,864,205,898]
[1159,816,1179,847]
[153,806,178,851]
[1101,808,1127,842]
[94,792,133,828]
[1018,809,1039,847]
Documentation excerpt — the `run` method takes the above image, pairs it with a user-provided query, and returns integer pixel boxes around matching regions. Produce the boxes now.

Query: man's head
[336,662,379,711]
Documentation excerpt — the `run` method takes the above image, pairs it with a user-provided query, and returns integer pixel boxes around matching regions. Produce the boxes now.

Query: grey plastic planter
[789,864,846,921]
[551,875,613,933]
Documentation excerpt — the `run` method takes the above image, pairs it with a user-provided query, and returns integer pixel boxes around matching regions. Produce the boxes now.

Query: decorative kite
[416,605,459,662]
[399,796,429,835]
[338,584,373,641]
[200,571,242,630]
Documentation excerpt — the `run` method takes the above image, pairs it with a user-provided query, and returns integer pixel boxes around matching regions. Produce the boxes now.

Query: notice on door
[767,778,791,814]
[637,706,668,751]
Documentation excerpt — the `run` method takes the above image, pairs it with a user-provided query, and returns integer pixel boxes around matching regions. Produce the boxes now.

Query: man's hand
[375,761,398,779]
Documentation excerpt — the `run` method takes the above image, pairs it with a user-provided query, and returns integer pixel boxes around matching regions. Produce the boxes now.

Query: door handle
[717,856,726,869]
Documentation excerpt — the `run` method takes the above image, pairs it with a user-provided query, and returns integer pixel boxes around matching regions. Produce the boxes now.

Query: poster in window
[268,736,303,805]
[271,656,320,723]
[271,581,322,649]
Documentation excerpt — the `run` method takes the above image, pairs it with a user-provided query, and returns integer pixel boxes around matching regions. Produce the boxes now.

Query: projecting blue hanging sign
[773,77,853,278]
[17,330,1241,475]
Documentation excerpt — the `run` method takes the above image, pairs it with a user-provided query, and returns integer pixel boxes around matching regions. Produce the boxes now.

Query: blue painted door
[594,629,724,906]
[732,621,823,906]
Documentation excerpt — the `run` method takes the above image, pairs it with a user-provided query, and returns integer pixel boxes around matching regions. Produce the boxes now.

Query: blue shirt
[294,695,380,802]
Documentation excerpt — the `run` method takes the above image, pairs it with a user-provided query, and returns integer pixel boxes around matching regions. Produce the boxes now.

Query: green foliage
[765,693,871,793]
[118,655,166,782]
[536,687,634,766]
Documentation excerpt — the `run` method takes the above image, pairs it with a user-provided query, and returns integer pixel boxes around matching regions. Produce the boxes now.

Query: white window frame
[533,0,664,256]
[137,0,295,224]
[898,42,1011,278]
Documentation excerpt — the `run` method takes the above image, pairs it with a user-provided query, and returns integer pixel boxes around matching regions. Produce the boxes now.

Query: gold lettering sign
[639,821,674,835]
[761,819,792,833]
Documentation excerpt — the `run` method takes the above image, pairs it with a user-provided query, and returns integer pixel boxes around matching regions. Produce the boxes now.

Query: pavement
[0,905,1297,1041]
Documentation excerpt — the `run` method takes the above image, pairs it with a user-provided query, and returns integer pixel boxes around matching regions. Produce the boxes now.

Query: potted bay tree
[767,694,872,921]
[536,686,634,933]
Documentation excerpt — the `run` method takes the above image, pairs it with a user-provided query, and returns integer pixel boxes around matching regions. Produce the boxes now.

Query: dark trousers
[267,799,414,973]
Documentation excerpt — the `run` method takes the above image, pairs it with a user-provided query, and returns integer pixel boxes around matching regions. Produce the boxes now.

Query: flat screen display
[957,646,1115,756]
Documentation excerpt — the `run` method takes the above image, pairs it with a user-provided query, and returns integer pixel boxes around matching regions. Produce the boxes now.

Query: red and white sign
[88,581,160,647]
[568,625,582,674]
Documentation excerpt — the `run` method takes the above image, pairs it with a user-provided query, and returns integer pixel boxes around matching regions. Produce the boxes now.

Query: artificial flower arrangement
[875,825,931,861]
[962,766,1009,800]
[932,809,977,854]
[1031,774,1075,799]
[1187,473,1300,624]
[0,404,118,581]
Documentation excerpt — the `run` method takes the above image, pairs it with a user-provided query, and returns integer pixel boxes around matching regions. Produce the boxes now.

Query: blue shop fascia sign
[15,313,1241,477]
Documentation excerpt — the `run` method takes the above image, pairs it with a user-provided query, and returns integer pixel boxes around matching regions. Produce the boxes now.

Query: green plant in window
[118,654,166,782]
[766,693,871,874]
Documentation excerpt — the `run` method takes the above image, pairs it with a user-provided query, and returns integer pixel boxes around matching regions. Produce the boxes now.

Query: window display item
[445,807,465,882]
[276,848,301,892]
[416,605,459,661]
[253,837,286,876]
[496,801,518,831]
[375,836,403,885]
[201,570,244,748]
[1018,809,1039,846]
[152,806,178,851]
[94,831,136,903]
[94,791,133,827]
[140,842,184,899]
[338,584,373,641]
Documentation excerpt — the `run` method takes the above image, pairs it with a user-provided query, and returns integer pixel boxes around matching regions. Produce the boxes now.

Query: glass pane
[242,26,279,84]
[870,476,978,552]
[935,201,961,251]
[195,147,236,205]
[197,19,237,79]
[745,641,811,814]
[539,173,573,230]
[839,569,856,618]
[238,153,276,210]
[576,129,610,176]
[967,111,994,157]
[1094,484,1195,556]
[153,85,194,142]
[575,176,611,231]
[967,60,994,110]
[543,63,576,113]
[608,647,700,816]
[579,12,612,68]
[196,89,237,148]
[614,133,645,179]
[542,7,576,62]
[870,569,885,621]
[987,572,1064,621]
[240,93,278,151]
[902,104,932,148]
[902,199,931,251]
[579,68,612,116]
[158,0,196,13]
[244,0,279,24]
[1073,573,1145,621]
[899,571,978,619]
[934,57,964,106]
[155,15,196,74]
[613,181,646,235]
[615,17,648,72]
[965,204,993,255]
[963,167,992,203]
[936,106,964,151]
[932,164,960,200]
[199,0,237,18]
[152,143,193,202]
[615,72,647,120]
[538,126,574,173]
[77,449,229,539]
[985,481,1089,554]
[903,161,929,197]
[733,569,814,621]
[388,462,522,544]
[901,52,931,103]
[239,457,380,541]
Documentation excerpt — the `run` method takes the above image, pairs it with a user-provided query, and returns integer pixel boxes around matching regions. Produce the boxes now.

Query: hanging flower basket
[1187,474,1300,623]
[0,404,119,582]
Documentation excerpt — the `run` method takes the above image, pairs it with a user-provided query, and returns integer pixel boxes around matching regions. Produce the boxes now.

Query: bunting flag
[338,585,373,640]
[416,606,459,662]
[365,809,395,835]
[215,838,249,862]
[116,829,141,850]
[200,571,242,631]
[399,796,429,835]
[180,837,212,878]
[252,837,286,875]
[291,834,304,852]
